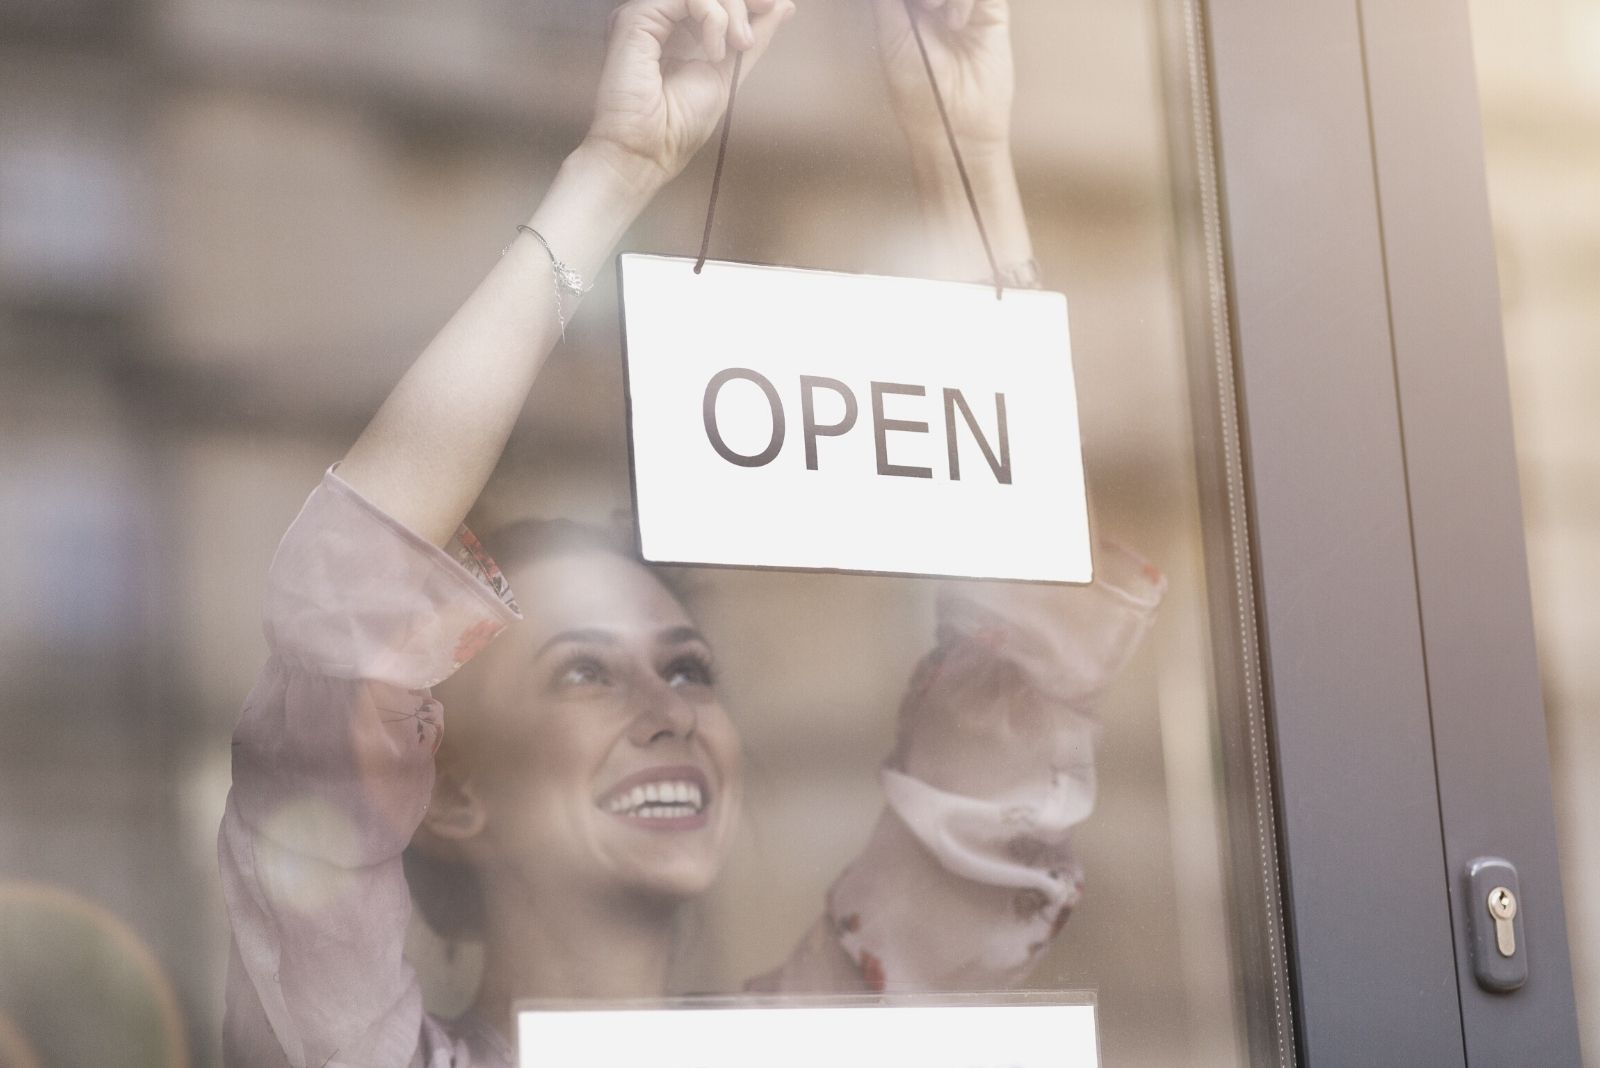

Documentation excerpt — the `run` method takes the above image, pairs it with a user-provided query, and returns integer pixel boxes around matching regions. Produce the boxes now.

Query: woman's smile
[596,764,713,830]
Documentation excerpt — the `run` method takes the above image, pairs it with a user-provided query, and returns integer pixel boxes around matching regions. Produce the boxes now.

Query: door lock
[1487,885,1518,957]
[1466,857,1527,992]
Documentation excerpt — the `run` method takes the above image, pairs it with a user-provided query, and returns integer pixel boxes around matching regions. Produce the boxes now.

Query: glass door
[1,0,1582,1065]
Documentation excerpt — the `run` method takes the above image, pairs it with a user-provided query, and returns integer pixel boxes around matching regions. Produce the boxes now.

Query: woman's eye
[556,657,611,688]
[663,654,714,689]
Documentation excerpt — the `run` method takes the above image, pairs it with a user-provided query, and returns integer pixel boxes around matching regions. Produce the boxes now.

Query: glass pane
[1469,1,1600,1060]
[0,2,1290,1065]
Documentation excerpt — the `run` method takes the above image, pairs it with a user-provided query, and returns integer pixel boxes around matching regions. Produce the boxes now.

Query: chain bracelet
[505,224,591,340]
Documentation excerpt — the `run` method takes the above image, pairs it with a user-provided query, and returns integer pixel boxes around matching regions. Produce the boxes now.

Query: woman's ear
[418,754,488,847]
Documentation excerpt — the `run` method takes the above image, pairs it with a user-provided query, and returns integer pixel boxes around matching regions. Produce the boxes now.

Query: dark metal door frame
[1197,0,1582,1063]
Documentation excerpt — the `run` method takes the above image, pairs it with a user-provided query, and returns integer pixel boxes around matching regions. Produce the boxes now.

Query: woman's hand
[870,0,1014,161]
[585,0,797,196]
[869,0,1031,281]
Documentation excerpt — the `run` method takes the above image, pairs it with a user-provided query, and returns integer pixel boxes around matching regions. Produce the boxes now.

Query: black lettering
[871,381,933,479]
[799,376,859,471]
[943,388,1012,484]
[703,368,785,468]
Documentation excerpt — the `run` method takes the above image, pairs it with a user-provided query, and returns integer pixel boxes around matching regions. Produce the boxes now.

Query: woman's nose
[626,680,698,745]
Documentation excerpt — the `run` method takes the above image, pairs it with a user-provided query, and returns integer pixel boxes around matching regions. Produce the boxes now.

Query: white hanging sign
[517,1000,1100,1068]
[618,254,1092,584]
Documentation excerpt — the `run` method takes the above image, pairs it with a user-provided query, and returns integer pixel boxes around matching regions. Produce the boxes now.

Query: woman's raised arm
[339,0,795,547]
[871,0,1033,284]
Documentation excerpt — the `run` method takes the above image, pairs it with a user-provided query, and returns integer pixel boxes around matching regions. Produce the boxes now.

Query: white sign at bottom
[517,1001,1099,1068]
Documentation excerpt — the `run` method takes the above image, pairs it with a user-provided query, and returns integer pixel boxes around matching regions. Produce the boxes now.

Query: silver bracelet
[506,224,591,340]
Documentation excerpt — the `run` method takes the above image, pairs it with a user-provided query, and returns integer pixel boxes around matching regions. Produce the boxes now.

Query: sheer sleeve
[757,543,1165,994]
[219,469,518,1067]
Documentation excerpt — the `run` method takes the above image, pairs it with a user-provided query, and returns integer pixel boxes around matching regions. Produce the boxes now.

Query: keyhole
[1487,886,1518,958]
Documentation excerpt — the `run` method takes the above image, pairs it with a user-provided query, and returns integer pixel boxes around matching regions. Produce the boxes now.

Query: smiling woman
[222,470,1160,1065]
[401,519,738,952]
[423,534,744,919]
[215,0,1164,1064]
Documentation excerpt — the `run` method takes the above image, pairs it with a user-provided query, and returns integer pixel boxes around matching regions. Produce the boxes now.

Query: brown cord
[900,0,1004,298]
[694,50,745,274]
[694,6,1005,298]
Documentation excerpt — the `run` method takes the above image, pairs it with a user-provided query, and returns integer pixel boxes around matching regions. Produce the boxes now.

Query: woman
[218,0,1164,1064]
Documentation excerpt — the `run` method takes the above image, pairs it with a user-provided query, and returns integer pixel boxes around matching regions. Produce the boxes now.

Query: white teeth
[638,804,694,819]
[603,779,708,816]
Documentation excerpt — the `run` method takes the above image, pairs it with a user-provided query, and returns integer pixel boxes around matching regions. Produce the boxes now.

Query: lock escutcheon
[1467,857,1527,992]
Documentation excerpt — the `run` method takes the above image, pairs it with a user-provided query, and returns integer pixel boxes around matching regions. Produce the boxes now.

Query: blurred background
[0,0,1592,1065]
[1471,0,1600,1060]
[0,1,1240,1063]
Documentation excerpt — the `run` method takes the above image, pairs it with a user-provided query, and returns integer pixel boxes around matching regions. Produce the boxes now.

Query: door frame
[1192,0,1583,1063]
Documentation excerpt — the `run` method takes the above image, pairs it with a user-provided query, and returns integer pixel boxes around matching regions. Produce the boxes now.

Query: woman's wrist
[572,138,674,209]
[907,143,1035,281]
[519,140,668,286]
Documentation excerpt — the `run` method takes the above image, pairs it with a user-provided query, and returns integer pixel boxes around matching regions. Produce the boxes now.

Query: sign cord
[694,50,745,276]
[899,0,1004,298]
[693,4,1006,299]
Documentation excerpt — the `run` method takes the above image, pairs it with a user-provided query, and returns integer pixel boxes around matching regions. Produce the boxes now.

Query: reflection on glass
[1469,0,1600,1057]
[215,2,1165,1061]
[1,0,1260,1064]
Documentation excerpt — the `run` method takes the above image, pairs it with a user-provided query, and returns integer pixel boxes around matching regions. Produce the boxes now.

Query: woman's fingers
[733,0,795,80]
[686,0,730,61]
[632,0,756,61]
[719,0,755,49]
[878,0,994,36]
[943,0,976,31]
[608,0,790,56]
[607,0,690,65]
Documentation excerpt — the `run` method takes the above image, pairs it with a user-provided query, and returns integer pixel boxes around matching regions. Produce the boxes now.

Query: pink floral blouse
[219,468,1164,1067]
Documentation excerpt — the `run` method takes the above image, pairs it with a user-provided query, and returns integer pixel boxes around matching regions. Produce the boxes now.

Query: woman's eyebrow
[658,625,709,648]
[533,628,619,659]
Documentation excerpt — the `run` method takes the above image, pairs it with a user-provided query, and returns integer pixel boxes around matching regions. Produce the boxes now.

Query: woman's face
[466,548,742,905]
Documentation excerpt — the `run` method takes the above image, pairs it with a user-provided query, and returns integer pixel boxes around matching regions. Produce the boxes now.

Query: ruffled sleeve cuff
[934,540,1166,707]
[826,789,1085,993]
[261,467,520,689]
